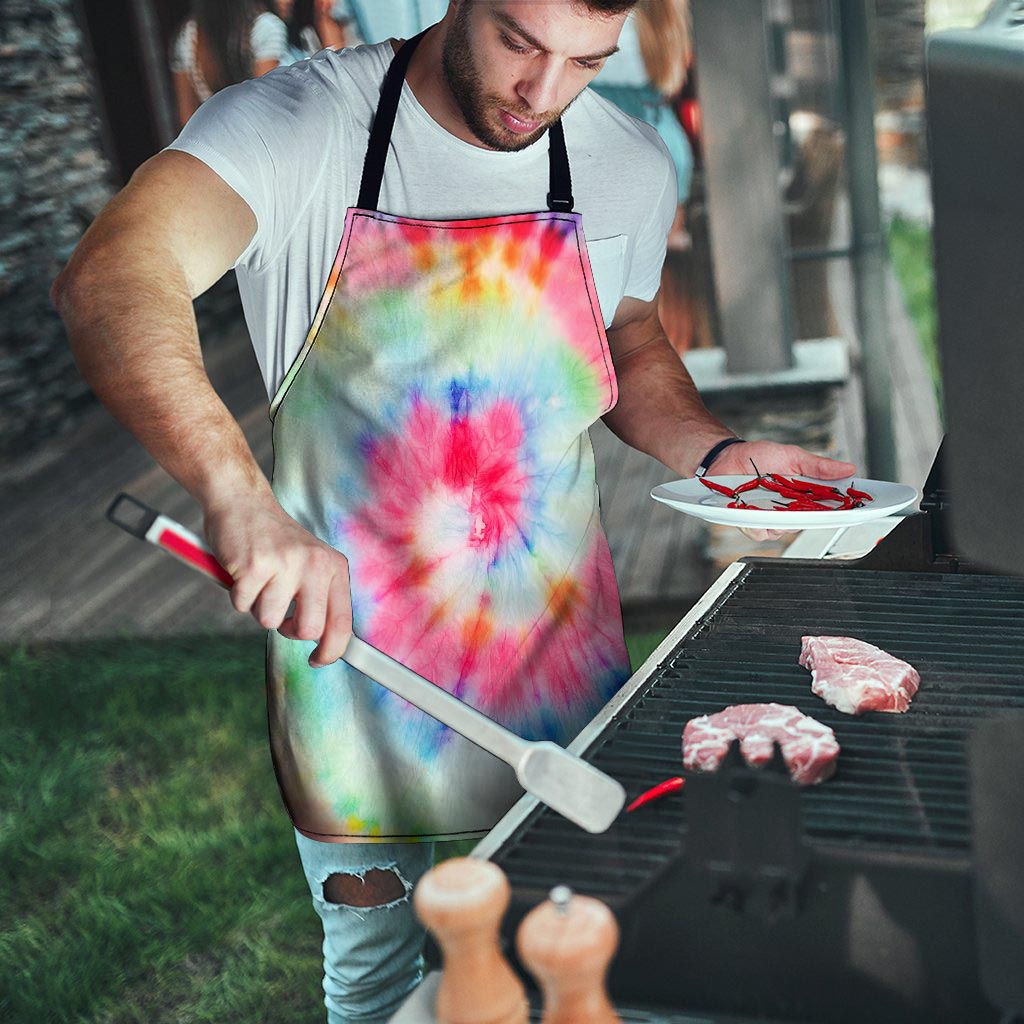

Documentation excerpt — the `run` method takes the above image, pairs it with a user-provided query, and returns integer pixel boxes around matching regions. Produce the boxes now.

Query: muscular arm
[51,149,264,511]
[603,294,734,477]
[51,151,352,664]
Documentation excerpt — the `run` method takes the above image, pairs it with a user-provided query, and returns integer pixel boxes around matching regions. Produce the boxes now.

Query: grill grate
[493,563,1024,902]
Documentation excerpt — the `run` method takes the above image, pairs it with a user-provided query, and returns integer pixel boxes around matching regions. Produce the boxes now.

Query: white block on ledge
[683,338,849,395]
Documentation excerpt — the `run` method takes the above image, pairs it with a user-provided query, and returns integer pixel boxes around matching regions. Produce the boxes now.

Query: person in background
[171,0,289,127]
[276,0,350,63]
[591,0,692,241]
[338,0,449,46]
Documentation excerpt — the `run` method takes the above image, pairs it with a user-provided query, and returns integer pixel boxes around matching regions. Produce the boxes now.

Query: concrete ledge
[683,337,849,395]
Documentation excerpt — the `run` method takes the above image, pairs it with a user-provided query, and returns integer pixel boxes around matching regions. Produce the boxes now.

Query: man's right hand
[203,493,352,668]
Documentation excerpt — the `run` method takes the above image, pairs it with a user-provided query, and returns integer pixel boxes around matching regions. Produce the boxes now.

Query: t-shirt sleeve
[251,12,288,63]
[169,23,191,74]
[165,66,339,272]
[623,130,678,302]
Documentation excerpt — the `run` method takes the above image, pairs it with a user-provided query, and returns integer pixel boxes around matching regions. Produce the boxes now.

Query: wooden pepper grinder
[516,885,621,1024]
[413,857,528,1024]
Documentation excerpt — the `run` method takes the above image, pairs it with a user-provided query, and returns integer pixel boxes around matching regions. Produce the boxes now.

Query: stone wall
[0,0,116,461]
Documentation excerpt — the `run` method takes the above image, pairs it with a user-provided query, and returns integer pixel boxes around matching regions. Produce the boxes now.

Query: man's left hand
[706,440,857,543]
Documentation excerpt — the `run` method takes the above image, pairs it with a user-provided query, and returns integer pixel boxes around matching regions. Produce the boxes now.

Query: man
[52,1,855,1019]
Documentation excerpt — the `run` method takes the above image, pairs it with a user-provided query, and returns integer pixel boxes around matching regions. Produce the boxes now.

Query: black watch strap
[695,437,745,478]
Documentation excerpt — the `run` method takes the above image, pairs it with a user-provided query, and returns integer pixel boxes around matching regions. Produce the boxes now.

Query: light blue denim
[294,828,438,1024]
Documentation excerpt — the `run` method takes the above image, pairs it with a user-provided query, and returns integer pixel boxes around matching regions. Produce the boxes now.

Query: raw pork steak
[682,703,840,785]
[799,636,920,716]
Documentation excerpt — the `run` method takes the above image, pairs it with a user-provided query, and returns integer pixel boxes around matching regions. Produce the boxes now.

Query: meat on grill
[682,703,840,785]
[799,636,921,716]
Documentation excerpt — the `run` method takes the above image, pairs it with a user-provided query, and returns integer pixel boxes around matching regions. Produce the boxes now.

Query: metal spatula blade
[342,636,626,834]
[518,742,626,834]
[107,493,627,834]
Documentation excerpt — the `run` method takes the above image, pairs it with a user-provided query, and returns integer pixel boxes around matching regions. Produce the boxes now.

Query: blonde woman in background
[591,0,693,213]
[276,0,351,63]
[171,1,289,127]
[592,0,695,348]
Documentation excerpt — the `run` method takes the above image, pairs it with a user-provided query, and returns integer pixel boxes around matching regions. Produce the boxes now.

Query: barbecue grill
[464,9,1024,1021]
[472,450,1024,1022]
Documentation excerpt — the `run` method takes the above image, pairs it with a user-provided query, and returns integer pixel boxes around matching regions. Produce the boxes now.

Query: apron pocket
[585,234,628,328]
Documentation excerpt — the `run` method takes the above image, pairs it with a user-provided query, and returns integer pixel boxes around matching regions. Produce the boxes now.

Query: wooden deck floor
[2,248,940,644]
[1,328,273,643]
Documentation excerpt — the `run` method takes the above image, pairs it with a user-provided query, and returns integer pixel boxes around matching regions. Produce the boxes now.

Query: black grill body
[486,549,1024,1023]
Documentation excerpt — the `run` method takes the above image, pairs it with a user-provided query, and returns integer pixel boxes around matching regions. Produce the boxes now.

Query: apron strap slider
[546,192,575,213]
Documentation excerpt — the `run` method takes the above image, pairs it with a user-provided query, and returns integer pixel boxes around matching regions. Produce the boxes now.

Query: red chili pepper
[730,497,765,508]
[847,486,873,501]
[772,473,844,498]
[734,478,762,494]
[758,478,801,496]
[728,499,772,509]
[626,776,685,813]
[768,473,815,494]
[776,498,835,511]
[699,477,737,498]
[761,479,825,502]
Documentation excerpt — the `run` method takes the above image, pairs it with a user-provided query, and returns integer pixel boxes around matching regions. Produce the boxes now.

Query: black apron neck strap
[357,30,575,215]
[546,119,574,213]
[357,30,426,212]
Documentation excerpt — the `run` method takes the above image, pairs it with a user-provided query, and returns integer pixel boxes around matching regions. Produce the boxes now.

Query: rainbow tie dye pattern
[267,209,631,841]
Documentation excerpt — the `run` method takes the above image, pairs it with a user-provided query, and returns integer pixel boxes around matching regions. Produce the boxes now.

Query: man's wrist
[193,457,274,515]
[694,437,745,478]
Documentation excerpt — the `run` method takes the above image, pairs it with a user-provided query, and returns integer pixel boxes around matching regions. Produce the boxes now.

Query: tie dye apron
[266,31,631,842]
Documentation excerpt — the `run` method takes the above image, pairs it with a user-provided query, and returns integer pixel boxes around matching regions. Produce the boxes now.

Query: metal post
[690,0,794,374]
[131,0,178,149]
[837,1,898,480]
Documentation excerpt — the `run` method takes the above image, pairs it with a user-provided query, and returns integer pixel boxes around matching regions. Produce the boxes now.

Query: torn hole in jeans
[319,866,413,920]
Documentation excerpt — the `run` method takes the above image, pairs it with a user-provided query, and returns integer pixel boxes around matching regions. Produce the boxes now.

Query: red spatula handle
[106,493,234,588]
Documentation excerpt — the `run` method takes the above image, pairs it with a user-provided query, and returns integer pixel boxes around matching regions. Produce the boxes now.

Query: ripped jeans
[294,828,437,1024]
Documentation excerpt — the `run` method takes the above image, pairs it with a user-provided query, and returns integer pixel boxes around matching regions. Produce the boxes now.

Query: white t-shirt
[168,40,677,401]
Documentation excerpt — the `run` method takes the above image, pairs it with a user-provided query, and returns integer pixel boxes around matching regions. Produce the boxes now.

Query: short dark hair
[464,1,640,18]
[579,0,640,13]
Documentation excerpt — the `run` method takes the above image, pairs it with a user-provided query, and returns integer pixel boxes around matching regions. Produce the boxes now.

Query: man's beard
[441,4,559,151]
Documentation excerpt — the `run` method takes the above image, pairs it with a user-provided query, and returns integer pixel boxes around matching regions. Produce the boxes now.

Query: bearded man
[52,2,854,1020]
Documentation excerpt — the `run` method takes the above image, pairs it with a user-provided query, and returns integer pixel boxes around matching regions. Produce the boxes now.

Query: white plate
[650,476,920,530]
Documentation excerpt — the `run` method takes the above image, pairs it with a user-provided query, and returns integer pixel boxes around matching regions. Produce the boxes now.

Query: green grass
[625,631,670,672]
[1,629,668,1022]
[887,215,942,407]
[0,635,322,1023]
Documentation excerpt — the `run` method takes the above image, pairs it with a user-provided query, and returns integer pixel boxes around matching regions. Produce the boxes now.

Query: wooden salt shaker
[516,885,621,1024]
[413,857,528,1024]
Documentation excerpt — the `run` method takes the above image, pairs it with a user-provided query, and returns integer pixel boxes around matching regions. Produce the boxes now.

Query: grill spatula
[106,493,626,834]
